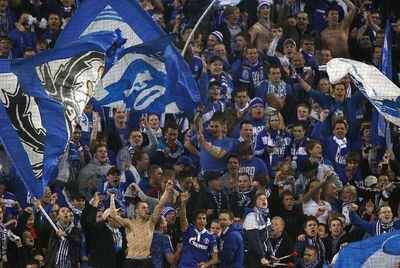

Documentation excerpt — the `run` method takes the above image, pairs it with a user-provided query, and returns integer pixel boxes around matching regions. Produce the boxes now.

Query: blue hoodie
[219,223,244,268]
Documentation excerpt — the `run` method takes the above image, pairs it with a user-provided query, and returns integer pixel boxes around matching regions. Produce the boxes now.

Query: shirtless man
[321,0,356,58]
[109,180,173,267]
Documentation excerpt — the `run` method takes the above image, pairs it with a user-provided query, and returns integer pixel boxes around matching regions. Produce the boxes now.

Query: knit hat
[258,0,272,12]
[283,38,296,48]
[250,97,264,108]
[364,175,378,187]
[161,206,176,217]
[210,31,224,42]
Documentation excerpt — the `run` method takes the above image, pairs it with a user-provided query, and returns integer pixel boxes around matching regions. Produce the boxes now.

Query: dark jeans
[125,258,153,268]
[245,251,264,268]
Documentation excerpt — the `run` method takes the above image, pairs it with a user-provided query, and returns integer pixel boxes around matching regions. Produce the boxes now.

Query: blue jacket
[349,211,400,237]
[219,223,244,268]
[8,28,36,58]
[310,88,367,142]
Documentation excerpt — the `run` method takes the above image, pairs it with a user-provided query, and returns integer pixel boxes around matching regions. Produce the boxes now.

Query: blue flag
[371,20,393,148]
[334,230,400,268]
[0,32,117,198]
[56,0,200,113]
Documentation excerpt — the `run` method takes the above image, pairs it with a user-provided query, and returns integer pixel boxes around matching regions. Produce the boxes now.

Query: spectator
[218,210,244,268]
[179,191,218,268]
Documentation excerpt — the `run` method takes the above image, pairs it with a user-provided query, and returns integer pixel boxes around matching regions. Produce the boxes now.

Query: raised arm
[150,180,173,224]
[179,191,190,232]
[198,133,228,159]
[109,194,132,228]
[342,0,356,28]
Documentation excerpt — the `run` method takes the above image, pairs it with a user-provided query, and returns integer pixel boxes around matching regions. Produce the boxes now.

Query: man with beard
[109,180,173,267]
[230,173,256,219]
[349,204,400,237]
[179,192,218,268]
[218,210,244,268]
[270,216,294,262]
[45,206,81,268]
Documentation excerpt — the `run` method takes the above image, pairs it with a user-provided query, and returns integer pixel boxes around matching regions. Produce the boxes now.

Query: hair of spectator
[329,217,344,228]
[234,87,248,96]
[210,112,226,124]
[163,121,180,135]
[303,215,319,229]
[244,44,257,52]
[227,154,240,164]
[177,169,194,183]
[239,120,253,130]
[305,139,322,155]
[345,151,360,164]
[332,117,348,129]
[268,64,281,73]
[238,172,250,180]
[253,174,268,186]
[132,150,147,166]
[236,31,251,43]
[148,164,162,177]
[74,123,82,131]
[236,140,253,156]
[129,126,142,136]
[304,245,319,255]
[194,209,207,220]
[272,216,285,227]
[220,209,234,220]
[266,110,286,131]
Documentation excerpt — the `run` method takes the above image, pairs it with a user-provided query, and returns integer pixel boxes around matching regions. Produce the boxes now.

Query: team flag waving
[56,0,200,113]
[0,32,118,198]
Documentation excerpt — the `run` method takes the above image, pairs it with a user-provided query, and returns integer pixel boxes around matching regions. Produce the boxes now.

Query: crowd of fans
[0,0,400,267]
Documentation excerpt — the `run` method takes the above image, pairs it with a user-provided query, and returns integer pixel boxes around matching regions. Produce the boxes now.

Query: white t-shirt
[302,199,332,224]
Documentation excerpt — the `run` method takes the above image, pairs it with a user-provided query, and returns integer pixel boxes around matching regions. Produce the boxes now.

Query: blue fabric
[151,232,174,268]
[56,0,200,114]
[0,32,117,198]
[239,156,269,180]
[179,224,217,268]
[371,20,393,149]
[334,230,400,268]
[219,224,244,268]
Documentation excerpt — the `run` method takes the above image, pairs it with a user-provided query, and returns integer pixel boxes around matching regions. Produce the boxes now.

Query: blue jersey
[179,224,218,268]
[231,114,267,139]
[190,130,234,172]
[239,156,269,180]
[233,59,265,97]
[151,231,174,268]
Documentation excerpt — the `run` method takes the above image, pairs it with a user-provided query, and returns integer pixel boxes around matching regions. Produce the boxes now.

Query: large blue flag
[371,20,393,148]
[334,230,400,268]
[56,0,200,113]
[0,32,117,198]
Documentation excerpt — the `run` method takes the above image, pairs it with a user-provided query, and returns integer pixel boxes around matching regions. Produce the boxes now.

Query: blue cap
[250,97,264,108]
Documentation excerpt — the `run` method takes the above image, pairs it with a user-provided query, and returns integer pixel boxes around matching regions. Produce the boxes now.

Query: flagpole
[38,204,61,233]
[181,0,217,57]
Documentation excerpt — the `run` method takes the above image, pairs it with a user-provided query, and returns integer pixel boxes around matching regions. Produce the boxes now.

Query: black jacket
[195,186,228,221]
[82,205,127,268]
[45,223,81,268]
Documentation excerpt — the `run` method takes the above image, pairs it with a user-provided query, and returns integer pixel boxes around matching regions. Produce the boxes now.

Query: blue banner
[371,20,393,148]
[57,0,200,113]
[334,231,400,268]
[0,32,117,198]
